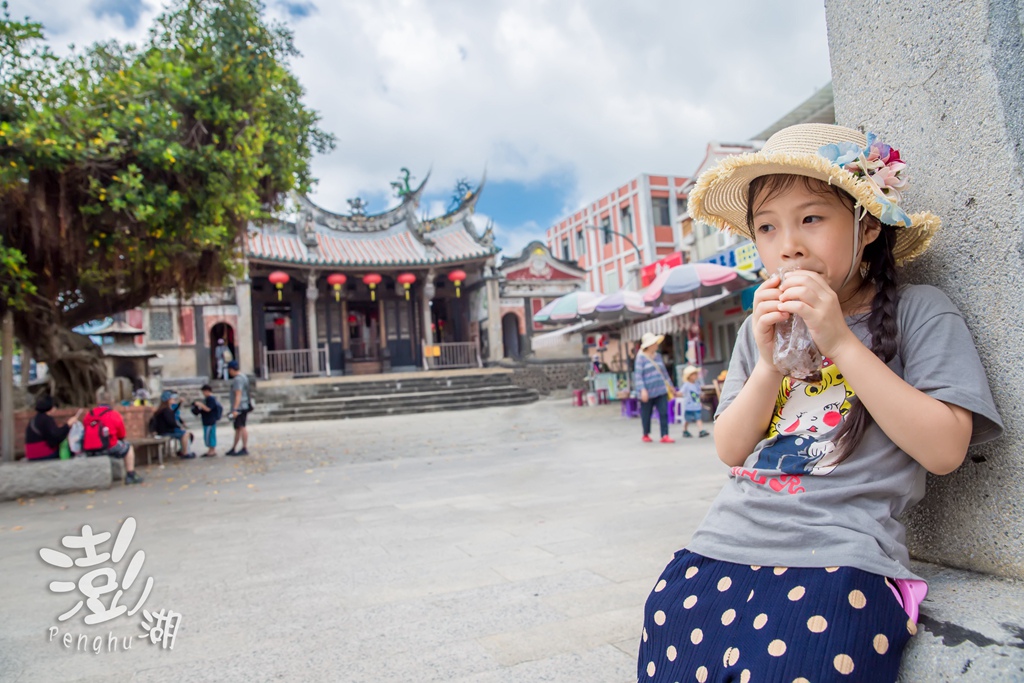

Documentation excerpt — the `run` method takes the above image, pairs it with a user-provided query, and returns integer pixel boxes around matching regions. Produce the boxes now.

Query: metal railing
[422,341,482,370]
[262,347,330,379]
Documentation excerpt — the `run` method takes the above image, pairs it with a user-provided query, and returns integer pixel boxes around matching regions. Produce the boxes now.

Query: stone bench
[900,561,1024,681]
[0,457,113,502]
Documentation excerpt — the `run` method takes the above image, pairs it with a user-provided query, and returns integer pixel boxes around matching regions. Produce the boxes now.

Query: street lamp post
[584,223,644,287]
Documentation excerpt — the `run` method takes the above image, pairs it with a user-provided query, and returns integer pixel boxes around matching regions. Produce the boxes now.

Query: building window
[652,197,671,226]
[600,216,613,244]
[676,197,688,218]
[561,240,570,261]
[149,310,174,341]
[576,229,585,255]
[620,206,633,234]
[604,269,619,293]
[702,222,716,238]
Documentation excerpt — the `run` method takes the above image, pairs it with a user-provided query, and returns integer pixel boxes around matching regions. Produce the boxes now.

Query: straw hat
[682,365,699,380]
[639,333,664,350]
[688,123,940,265]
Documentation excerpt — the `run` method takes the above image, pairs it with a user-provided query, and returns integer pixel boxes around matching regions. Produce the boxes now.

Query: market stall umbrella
[533,291,606,325]
[579,289,652,322]
[642,263,760,307]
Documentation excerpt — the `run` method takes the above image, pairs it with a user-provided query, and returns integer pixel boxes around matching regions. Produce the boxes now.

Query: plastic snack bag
[773,267,823,382]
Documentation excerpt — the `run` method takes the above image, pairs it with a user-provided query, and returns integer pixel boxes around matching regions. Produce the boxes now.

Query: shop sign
[640,251,684,287]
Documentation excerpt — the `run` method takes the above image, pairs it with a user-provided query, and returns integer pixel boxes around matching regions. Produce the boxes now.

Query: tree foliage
[0,0,333,403]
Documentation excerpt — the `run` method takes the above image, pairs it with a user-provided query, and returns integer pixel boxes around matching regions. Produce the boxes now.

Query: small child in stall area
[680,365,709,438]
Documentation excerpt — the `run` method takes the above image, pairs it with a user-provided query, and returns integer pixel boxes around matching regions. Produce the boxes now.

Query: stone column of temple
[422,270,436,347]
[826,0,1024,579]
[305,272,319,375]
[485,261,503,362]
[235,274,255,376]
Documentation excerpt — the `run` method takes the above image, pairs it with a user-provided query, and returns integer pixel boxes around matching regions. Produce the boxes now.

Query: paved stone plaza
[0,398,728,682]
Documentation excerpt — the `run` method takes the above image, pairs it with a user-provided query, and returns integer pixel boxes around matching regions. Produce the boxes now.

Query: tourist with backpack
[82,389,143,484]
[191,384,223,457]
[153,390,195,458]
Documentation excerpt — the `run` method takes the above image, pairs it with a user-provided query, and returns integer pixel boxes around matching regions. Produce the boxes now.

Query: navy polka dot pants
[638,550,915,682]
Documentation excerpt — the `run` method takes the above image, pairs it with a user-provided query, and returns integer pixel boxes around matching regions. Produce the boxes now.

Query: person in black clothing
[25,396,82,461]
[153,390,194,458]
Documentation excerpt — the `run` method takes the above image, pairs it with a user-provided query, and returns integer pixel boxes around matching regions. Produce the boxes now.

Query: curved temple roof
[247,172,497,268]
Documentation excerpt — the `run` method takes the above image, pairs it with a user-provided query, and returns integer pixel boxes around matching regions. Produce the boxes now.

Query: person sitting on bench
[153,390,194,459]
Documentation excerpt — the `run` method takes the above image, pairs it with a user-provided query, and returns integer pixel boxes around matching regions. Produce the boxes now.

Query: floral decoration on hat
[818,132,912,227]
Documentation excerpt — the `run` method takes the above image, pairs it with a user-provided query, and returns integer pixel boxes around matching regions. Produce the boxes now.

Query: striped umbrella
[579,289,652,322]
[642,263,760,306]
[533,291,605,325]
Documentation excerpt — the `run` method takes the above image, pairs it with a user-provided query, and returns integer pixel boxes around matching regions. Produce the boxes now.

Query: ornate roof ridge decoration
[294,170,431,234]
[421,170,487,235]
[500,240,587,275]
[246,169,500,268]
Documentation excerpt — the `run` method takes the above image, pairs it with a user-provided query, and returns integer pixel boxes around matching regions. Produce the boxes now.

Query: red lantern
[327,273,347,302]
[396,272,416,301]
[274,316,286,327]
[362,273,382,301]
[348,314,357,325]
[447,269,467,298]
[268,271,290,301]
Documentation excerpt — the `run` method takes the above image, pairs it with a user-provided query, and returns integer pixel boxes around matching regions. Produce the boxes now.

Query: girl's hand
[640,389,649,403]
[776,270,859,359]
[751,274,787,364]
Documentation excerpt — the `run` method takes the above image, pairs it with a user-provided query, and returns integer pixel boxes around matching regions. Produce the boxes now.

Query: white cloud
[10,0,831,218]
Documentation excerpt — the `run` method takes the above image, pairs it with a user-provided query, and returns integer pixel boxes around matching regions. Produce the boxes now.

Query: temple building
[134,173,507,379]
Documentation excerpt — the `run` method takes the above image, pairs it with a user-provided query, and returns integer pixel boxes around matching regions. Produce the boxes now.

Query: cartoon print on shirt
[751,359,856,475]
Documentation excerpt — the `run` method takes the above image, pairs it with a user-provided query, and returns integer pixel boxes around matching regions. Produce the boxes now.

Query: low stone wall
[504,359,590,395]
[0,457,113,502]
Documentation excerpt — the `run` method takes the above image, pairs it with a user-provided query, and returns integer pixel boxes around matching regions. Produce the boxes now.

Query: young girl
[679,366,708,438]
[637,124,1003,682]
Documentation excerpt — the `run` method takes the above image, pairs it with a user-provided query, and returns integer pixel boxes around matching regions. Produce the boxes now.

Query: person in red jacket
[82,390,143,485]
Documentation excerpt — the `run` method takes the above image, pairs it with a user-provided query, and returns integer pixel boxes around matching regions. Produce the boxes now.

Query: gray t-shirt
[688,285,1003,580]
[230,373,251,412]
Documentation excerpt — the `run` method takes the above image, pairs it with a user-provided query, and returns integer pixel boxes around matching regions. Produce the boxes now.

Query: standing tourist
[226,361,251,456]
[634,333,675,444]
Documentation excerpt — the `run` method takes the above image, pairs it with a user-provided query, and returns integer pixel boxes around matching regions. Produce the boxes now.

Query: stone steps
[259,372,537,423]
[262,391,539,423]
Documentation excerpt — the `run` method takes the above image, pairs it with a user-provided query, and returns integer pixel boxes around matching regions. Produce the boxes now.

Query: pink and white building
[545,174,691,294]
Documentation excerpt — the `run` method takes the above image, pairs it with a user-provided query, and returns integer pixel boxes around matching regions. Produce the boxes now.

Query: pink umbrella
[642,263,759,306]
[579,289,652,322]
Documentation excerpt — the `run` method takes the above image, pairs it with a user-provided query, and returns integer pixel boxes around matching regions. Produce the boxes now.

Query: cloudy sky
[8,0,832,256]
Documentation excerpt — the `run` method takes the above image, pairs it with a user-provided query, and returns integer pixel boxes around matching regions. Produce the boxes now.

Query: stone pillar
[422,270,436,346]
[305,272,319,374]
[485,265,503,362]
[826,0,1024,579]
[235,278,255,375]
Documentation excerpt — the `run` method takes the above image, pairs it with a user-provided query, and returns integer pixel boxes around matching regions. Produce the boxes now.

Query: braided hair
[746,174,901,464]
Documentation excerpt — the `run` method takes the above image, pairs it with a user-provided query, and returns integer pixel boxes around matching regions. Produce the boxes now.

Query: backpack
[82,407,114,452]
[209,397,224,421]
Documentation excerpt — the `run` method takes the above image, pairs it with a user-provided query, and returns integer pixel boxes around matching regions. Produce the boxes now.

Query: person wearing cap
[637,123,1004,681]
[633,332,675,444]
[679,365,708,438]
[225,360,251,456]
[25,396,82,460]
[152,389,194,458]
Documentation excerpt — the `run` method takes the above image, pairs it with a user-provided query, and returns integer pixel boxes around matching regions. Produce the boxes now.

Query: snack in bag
[773,266,823,382]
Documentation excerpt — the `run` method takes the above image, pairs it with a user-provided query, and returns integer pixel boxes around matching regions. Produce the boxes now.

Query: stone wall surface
[826,0,1024,578]
[506,360,590,395]
[0,458,112,502]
